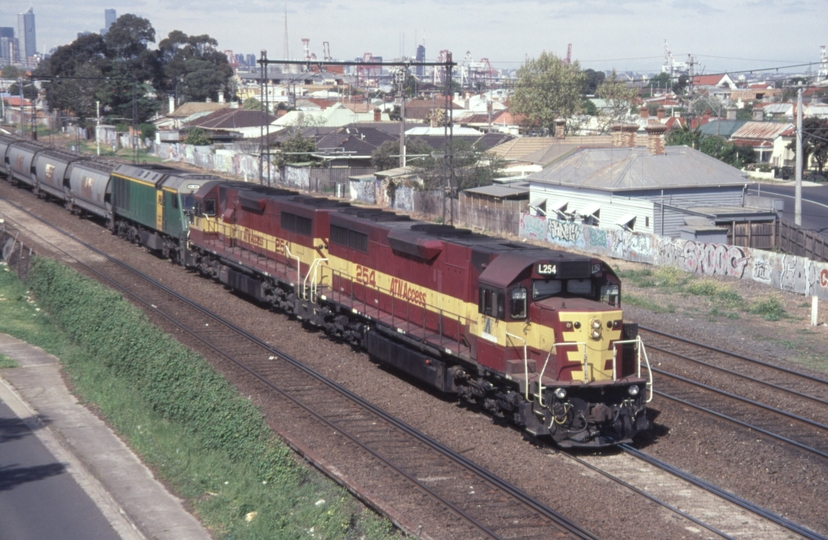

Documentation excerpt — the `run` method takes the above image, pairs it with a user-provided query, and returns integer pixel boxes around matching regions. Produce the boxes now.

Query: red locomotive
[188,181,651,447]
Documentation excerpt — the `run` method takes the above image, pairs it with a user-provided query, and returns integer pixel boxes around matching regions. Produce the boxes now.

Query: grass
[617,264,792,322]
[0,353,17,368]
[0,260,398,540]
[623,293,676,313]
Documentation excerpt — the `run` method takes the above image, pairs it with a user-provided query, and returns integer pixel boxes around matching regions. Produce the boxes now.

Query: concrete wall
[520,212,828,301]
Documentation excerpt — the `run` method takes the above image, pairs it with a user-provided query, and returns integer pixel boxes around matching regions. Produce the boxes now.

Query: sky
[1,0,825,77]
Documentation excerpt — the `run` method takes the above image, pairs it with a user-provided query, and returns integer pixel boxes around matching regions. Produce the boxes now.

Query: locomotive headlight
[590,318,602,340]
[554,388,567,400]
[628,385,640,397]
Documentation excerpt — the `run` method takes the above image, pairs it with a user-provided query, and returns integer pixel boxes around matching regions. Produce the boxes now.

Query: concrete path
[0,334,211,540]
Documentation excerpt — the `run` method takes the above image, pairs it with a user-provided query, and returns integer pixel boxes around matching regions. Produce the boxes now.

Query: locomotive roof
[114,163,225,187]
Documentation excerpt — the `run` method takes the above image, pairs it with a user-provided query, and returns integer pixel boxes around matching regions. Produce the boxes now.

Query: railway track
[640,327,828,460]
[3,182,819,538]
[0,198,593,539]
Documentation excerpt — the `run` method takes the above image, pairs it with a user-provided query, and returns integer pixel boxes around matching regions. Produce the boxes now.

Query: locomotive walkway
[0,333,210,540]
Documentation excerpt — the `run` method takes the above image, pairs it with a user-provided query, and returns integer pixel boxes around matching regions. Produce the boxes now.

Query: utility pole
[795,86,803,226]
[18,77,24,137]
[396,67,407,168]
[96,101,100,156]
[259,50,266,184]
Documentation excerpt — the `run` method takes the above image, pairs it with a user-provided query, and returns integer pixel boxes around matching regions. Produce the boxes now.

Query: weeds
[748,297,787,321]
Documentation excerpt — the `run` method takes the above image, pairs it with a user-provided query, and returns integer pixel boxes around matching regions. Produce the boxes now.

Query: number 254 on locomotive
[187,184,652,448]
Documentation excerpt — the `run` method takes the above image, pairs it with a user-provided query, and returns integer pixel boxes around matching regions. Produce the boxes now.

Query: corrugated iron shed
[528,146,747,191]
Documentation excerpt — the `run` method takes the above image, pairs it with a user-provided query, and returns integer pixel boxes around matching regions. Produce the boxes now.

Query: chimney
[218,91,225,103]
[168,96,175,114]
[639,106,649,119]
[374,108,381,122]
[611,124,624,147]
[726,107,737,120]
[645,124,668,155]
[620,124,638,147]
[555,118,566,139]
[657,107,665,120]
[753,108,764,121]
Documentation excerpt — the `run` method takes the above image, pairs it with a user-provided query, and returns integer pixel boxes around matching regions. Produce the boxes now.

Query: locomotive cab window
[510,286,527,319]
[567,279,593,296]
[479,287,505,320]
[601,283,620,306]
[533,279,562,300]
[203,198,216,216]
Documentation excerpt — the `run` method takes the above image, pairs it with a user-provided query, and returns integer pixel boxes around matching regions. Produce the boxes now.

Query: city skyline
[0,1,825,76]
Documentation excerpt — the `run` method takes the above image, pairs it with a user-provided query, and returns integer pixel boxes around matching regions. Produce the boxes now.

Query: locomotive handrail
[612,337,653,403]
[283,244,301,289]
[303,257,328,302]
[536,341,587,406]
[505,332,529,400]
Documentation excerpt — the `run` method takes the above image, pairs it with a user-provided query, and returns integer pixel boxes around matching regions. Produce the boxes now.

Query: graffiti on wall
[682,242,750,278]
[548,220,581,246]
[349,179,376,203]
[519,212,828,301]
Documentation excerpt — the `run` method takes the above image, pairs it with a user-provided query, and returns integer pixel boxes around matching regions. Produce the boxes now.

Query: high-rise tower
[17,8,35,67]
[105,9,117,31]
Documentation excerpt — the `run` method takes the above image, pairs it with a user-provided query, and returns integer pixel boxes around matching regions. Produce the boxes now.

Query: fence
[778,219,828,263]
[725,219,778,250]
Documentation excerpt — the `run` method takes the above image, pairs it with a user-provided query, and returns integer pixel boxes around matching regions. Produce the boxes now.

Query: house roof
[528,145,748,192]
[169,102,229,118]
[730,121,792,141]
[187,108,278,130]
[464,184,529,199]
[698,119,749,138]
[691,74,735,88]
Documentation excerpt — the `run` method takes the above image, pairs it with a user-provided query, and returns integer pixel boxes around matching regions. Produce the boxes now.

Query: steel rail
[639,326,828,386]
[0,196,595,540]
[652,367,828,433]
[555,451,736,540]
[646,340,828,406]
[620,445,826,540]
[653,389,828,460]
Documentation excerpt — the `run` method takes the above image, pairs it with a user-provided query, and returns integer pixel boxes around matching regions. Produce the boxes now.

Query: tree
[409,139,506,192]
[242,97,262,110]
[185,127,211,146]
[667,126,756,168]
[802,117,828,173]
[157,31,233,103]
[647,72,672,96]
[371,138,434,171]
[691,94,724,118]
[273,133,319,168]
[510,52,585,134]
[582,69,605,95]
[594,70,639,131]
[1,65,20,79]
[103,14,158,84]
